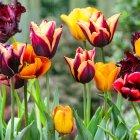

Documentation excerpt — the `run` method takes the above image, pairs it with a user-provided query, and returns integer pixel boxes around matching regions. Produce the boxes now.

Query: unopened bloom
[94,62,120,92]
[30,20,62,59]
[77,12,120,47]
[0,2,26,43]
[0,74,24,89]
[19,43,51,79]
[0,43,25,77]
[61,7,98,40]
[52,105,74,134]
[114,72,140,102]
[64,47,95,84]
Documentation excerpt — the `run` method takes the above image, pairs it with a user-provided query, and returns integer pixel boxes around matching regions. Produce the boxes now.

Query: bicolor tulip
[0,43,25,77]
[30,20,62,59]
[52,105,74,134]
[0,2,26,43]
[77,12,120,47]
[61,7,98,40]
[0,74,24,89]
[64,47,95,84]
[19,44,51,79]
[131,32,140,56]
[94,62,120,92]
[114,72,140,102]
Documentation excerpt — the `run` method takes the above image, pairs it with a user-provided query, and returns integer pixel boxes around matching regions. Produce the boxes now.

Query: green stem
[131,102,140,124]
[24,80,28,126]
[101,47,105,63]
[60,135,66,140]
[104,92,108,113]
[10,36,16,43]
[86,83,91,125]
[83,84,87,126]
[83,41,87,50]
[10,77,15,140]
[46,72,50,114]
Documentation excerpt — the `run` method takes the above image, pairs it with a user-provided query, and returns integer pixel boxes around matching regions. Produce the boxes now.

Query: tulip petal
[107,13,120,41]
[127,72,140,85]
[36,56,51,77]
[121,87,130,99]
[113,78,124,92]
[64,56,75,79]
[129,89,140,101]
[107,67,120,91]
[78,60,95,83]
[51,27,62,58]
[134,38,140,57]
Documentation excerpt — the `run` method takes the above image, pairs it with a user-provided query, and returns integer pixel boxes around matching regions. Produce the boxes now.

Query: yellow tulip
[61,7,98,40]
[94,62,120,92]
[52,105,74,134]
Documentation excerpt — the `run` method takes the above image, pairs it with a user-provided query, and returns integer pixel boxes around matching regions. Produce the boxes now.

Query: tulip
[77,12,120,47]
[19,44,51,79]
[64,47,95,84]
[0,43,25,77]
[94,62,120,92]
[30,20,62,59]
[131,32,140,57]
[114,72,140,102]
[0,74,24,89]
[61,7,98,40]
[0,2,26,43]
[52,105,74,134]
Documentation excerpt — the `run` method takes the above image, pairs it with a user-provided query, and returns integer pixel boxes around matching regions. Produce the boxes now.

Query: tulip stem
[131,102,140,124]
[24,80,28,126]
[83,84,87,126]
[46,72,50,114]
[104,92,108,113]
[83,41,87,50]
[87,83,91,125]
[10,36,16,43]
[10,77,15,140]
[101,47,105,63]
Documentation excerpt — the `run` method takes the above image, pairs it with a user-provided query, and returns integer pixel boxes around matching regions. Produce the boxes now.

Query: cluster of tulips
[1,1,140,140]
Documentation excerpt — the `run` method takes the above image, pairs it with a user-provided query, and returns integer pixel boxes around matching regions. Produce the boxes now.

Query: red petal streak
[76,47,83,54]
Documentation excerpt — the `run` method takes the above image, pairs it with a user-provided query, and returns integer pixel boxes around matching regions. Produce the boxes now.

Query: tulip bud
[52,105,74,134]
[64,47,95,84]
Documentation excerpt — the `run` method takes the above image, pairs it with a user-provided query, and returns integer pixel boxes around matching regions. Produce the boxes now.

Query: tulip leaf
[46,113,55,140]
[88,107,103,137]
[52,85,59,113]
[73,109,93,140]
[131,124,140,136]
[98,125,117,140]
[116,92,123,111]
[15,121,34,140]
[94,107,112,140]
[5,118,21,140]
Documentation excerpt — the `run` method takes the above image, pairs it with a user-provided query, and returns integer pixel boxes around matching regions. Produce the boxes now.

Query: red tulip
[0,2,26,43]
[114,72,140,102]
[30,20,62,59]
[64,47,95,84]
[77,12,120,47]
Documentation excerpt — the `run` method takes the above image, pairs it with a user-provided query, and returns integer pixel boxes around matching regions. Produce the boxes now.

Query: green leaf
[94,107,113,140]
[15,121,34,140]
[116,93,122,111]
[88,107,103,137]
[73,110,93,140]
[98,125,117,140]
[46,113,55,140]
[5,118,21,140]
[131,124,140,136]
[52,85,59,112]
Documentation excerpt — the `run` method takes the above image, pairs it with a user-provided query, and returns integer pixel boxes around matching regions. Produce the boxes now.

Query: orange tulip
[77,12,120,47]
[52,105,74,134]
[94,62,120,92]
[64,47,95,84]
[61,7,98,40]
[19,43,51,79]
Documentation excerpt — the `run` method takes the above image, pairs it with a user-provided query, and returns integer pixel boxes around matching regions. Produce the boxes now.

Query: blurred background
[3,0,140,132]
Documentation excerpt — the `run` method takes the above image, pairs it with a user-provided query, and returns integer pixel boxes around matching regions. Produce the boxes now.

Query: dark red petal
[121,87,130,99]
[113,78,124,92]
[129,89,140,101]
[127,72,140,84]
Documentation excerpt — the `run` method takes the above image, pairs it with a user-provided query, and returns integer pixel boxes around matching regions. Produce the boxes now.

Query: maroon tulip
[30,20,62,59]
[0,2,26,43]
[0,43,25,77]
[114,72,140,102]
[64,47,95,84]
[0,74,24,89]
